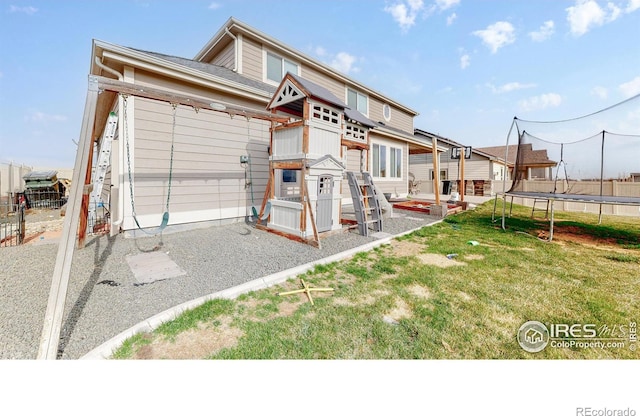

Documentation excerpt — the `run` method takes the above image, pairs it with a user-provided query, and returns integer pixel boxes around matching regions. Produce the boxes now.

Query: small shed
[22,170,67,208]
[307,155,345,233]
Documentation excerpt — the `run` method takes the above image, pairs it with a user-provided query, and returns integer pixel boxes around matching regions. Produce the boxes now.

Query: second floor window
[347,88,368,116]
[266,51,298,83]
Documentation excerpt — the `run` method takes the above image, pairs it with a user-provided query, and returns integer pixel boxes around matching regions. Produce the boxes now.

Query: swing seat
[252,202,272,221]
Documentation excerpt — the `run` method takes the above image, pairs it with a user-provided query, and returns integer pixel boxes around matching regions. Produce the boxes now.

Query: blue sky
[1,0,639,169]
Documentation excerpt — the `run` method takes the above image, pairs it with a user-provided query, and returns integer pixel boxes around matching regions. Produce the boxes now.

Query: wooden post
[459,147,465,202]
[38,75,99,359]
[432,136,440,205]
[77,140,95,249]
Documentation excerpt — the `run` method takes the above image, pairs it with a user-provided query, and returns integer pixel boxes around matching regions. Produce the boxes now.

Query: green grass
[112,201,640,359]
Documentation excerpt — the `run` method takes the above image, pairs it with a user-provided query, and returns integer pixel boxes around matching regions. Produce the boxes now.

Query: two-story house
[85,17,433,236]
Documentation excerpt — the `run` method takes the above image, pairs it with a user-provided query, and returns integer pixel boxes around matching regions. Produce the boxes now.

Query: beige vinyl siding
[341,148,367,201]
[129,96,270,225]
[211,41,235,70]
[241,36,263,80]
[369,98,413,132]
[301,66,345,104]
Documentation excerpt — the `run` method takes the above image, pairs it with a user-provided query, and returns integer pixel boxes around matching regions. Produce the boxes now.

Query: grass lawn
[112,200,640,359]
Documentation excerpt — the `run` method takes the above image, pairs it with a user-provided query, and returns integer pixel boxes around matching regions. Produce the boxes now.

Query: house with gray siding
[86,17,434,235]
[411,129,509,196]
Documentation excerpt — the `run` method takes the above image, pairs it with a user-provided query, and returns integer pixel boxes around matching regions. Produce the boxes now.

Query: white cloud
[315,46,327,57]
[384,0,425,32]
[472,21,516,54]
[208,2,222,10]
[435,0,460,10]
[619,76,640,97]
[330,52,359,74]
[9,5,38,14]
[529,20,555,42]
[565,0,624,36]
[627,0,640,12]
[488,82,537,94]
[447,12,457,25]
[25,111,67,123]
[518,93,563,112]
[460,54,470,69]
[591,86,609,99]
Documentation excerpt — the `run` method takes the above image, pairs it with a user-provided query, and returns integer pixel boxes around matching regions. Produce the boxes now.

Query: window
[312,104,340,125]
[390,147,401,178]
[282,170,297,183]
[372,144,402,179]
[347,88,368,115]
[383,104,391,122]
[430,169,448,180]
[266,51,298,83]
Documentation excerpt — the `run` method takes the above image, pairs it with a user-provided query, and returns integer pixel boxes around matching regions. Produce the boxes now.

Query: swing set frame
[38,75,290,359]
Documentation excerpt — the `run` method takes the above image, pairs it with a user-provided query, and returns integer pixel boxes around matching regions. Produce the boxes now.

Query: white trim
[383,104,391,122]
[370,137,406,182]
[237,33,244,74]
[97,44,271,102]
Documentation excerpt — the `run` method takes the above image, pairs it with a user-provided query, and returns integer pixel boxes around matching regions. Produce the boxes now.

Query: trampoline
[492,93,640,241]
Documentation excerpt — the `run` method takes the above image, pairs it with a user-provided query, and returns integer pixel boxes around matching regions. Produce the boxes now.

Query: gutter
[94,56,123,81]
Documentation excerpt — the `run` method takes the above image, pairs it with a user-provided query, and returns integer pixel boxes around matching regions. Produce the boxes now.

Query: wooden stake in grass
[278,279,334,306]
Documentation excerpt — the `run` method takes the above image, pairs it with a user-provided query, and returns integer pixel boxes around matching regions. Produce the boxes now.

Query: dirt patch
[134,317,243,359]
[464,254,485,261]
[536,225,626,247]
[390,240,425,256]
[333,289,388,307]
[416,253,466,267]
[384,297,413,322]
[458,291,473,301]
[407,284,431,299]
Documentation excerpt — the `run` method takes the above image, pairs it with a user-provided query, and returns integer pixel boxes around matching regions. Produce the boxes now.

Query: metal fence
[0,202,25,247]
[23,190,67,209]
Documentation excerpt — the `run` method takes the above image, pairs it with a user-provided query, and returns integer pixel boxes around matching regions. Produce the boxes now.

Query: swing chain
[122,95,139,220]
[166,103,178,212]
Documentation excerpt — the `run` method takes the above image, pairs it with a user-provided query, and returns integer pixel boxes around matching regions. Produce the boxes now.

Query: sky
[1,0,639,170]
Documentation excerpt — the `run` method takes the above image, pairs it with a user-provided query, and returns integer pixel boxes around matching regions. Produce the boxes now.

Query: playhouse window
[266,51,298,83]
[282,170,297,183]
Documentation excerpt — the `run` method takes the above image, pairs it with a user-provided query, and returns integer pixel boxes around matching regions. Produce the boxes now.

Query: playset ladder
[89,112,118,221]
[346,171,383,237]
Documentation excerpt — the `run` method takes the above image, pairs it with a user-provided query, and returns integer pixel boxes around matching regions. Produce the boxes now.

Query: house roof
[195,17,419,117]
[288,73,347,109]
[414,129,497,159]
[477,144,556,167]
[134,49,277,95]
[23,171,58,181]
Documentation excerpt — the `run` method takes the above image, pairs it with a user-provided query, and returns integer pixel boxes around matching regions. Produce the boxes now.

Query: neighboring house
[630,173,640,182]
[477,144,557,181]
[86,17,432,234]
[410,129,510,196]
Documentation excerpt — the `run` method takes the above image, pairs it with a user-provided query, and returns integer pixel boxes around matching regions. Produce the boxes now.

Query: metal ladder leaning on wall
[88,112,118,227]
[346,171,383,237]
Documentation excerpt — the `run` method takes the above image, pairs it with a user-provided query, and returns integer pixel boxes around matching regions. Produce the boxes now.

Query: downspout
[94,57,126,234]
[94,56,123,81]
[225,28,238,72]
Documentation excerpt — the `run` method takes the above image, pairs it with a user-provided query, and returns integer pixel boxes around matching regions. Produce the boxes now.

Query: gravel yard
[0,207,441,359]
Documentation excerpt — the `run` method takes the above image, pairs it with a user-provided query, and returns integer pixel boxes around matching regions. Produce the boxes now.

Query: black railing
[0,203,25,247]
